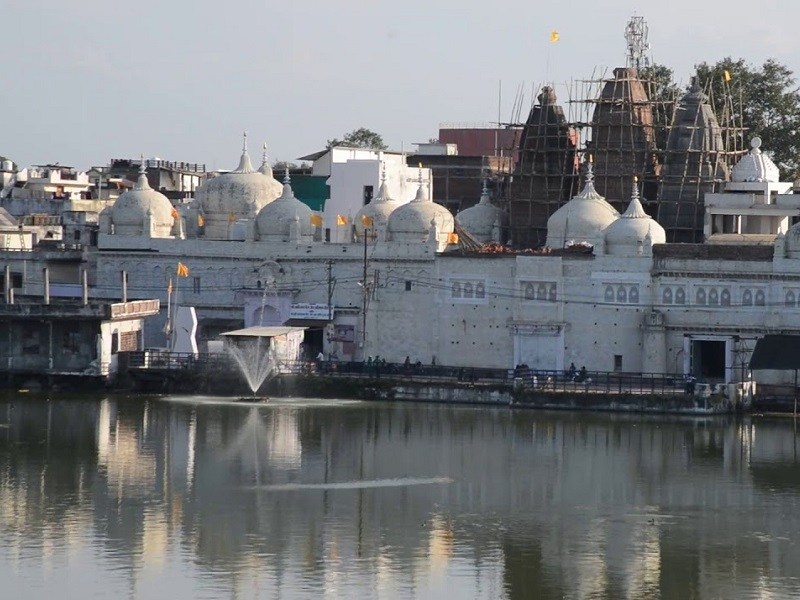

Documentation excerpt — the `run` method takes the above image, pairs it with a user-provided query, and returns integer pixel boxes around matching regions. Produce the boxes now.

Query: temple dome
[546,162,619,248]
[110,166,175,237]
[195,134,282,238]
[354,172,401,240]
[255,173,316,242]
[604,183,666,255]
[731,137,780,183]
[455,181,508,243]
[387,178,454,250]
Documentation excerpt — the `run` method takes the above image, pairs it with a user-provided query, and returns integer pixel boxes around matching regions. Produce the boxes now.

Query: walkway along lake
[120,351,754,415]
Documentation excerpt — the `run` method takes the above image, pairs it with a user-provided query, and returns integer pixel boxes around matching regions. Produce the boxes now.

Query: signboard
[289,303,334,320]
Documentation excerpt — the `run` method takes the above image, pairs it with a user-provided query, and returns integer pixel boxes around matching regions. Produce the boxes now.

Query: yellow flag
[310,213,323,227]
[176,262,190,278]
[336,214,348,226]
[723,69,732,82]
[550,30,560,43]
[447,232,459,244]
[197,213,205,227]
[361,214,374,228]
[170,207,179,219]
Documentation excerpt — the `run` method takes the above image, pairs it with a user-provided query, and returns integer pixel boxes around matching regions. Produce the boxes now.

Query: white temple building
[1,136,793,389]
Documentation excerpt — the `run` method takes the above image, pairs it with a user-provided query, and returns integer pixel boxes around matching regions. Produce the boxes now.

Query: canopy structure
[221,326,307,338]
[749,335,800,370]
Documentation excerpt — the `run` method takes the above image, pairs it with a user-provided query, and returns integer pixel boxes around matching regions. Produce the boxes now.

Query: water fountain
[227,338,276,399]
[225,262,284,400]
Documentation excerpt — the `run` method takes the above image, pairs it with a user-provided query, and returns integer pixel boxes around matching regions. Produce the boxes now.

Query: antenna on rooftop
[625,14,650,70]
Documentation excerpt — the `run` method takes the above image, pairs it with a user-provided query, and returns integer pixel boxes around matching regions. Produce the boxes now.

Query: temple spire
[135,154,150,190]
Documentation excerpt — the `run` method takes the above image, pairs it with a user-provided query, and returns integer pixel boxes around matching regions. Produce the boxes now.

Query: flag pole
[165,276,173,347]
[172,270,180,351]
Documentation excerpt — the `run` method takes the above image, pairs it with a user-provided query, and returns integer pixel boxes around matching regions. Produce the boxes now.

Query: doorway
[692,340,726,380]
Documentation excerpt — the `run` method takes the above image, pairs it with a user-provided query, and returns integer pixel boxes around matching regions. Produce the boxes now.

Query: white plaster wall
[323,155,427,242]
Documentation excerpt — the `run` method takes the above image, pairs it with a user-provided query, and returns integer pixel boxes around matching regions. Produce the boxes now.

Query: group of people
[566,363,589,383]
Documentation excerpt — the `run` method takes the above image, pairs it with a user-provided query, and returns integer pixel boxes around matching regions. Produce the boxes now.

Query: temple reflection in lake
[0,396,798,599]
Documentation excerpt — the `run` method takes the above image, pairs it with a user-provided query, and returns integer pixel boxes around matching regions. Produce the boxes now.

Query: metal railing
[122,352,702,397]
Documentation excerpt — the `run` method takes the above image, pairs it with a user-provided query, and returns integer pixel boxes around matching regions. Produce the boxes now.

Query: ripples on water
[0,395,798,599]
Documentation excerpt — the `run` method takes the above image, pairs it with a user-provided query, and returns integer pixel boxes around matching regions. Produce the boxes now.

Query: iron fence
[122,351,702,397]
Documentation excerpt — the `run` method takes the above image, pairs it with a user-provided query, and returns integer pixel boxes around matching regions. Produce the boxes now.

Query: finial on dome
[751,137,762,151]
[480,178,490,204]
[584,156,594,184]
[283,166,291,184]
[234,132,255,173]
[135,154,150,190]
[380,162,387,185]
[632,176,640,201]
[262,142,268,164]
[418,162,423,185]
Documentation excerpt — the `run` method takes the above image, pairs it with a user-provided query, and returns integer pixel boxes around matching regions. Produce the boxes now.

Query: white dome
[255,176,316,242]
[731,137,780,183]
[604,186,666,255]
[455,182,508,243]
[387,182,454,250]
[354,177,401,239]
[546,164,619,248]
[110,169,175,237]
[195,136,282,239]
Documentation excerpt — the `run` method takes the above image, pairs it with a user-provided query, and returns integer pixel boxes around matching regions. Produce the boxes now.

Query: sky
[1,0,797,170]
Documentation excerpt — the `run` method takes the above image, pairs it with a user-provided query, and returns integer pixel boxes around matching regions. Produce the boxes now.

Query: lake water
[0,394,799,599]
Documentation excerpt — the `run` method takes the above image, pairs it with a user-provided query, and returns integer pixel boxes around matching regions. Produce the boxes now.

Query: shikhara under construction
[505,15,746,247]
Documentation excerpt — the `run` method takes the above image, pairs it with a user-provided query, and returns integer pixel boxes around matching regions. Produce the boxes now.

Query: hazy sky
[1,0,797,170]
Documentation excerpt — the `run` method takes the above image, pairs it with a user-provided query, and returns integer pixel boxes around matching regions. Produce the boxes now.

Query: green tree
[326,128,387,150]
[695,57,800,180]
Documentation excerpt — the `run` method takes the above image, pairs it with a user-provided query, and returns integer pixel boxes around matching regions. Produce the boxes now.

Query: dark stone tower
[507,87,578,248]
[657,81,730,242]
[590,67,660,210]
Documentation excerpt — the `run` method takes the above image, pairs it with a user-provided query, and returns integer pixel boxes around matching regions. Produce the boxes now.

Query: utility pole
[362,228,368,354]
[327,260,333,321]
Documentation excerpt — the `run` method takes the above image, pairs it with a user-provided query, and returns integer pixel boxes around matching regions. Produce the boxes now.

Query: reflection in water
[0,396,799,599]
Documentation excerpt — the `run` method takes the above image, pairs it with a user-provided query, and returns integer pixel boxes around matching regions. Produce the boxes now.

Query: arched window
[629,286,639,304]
[696,288,706,305]
[786,290,796,307]
[755,290,765,306]
[452,282,461,298]
[616,286,627,303]
[708,289,719,306]
[604,286,615,303]
[662,288,673,305]
[721,289,731,306]
[537,283,547,301]
[675,288,686,305]
[475,282,485,299]
[524,283,535,300]
[743,289,753,306]
[548,283,557,302]
[463,282,474,298]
